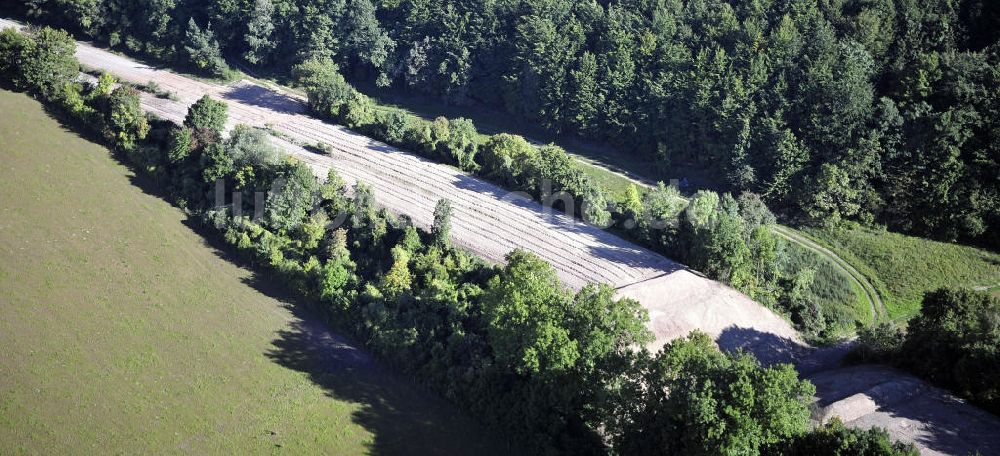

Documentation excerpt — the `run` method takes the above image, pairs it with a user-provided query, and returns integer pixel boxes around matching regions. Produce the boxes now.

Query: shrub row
[0,26,917,456]
[294,56,612,226]
[291,57,855,338]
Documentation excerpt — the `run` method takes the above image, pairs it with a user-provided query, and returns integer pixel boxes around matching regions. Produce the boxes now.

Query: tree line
[292,55,852,339]
[0,25,921,455]
[13,0,1000,248]
[1,6,867,338]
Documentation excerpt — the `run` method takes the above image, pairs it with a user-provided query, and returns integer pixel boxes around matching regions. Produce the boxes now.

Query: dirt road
[773,225,887,325]
[0,19,801,355]
[6,18,1000,455]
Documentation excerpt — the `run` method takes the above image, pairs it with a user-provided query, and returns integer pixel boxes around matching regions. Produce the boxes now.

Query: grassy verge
[0,89,508,455]
[805,226,1000,320]
[780,241,872,335]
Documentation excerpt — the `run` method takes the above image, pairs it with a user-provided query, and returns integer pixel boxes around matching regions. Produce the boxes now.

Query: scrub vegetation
[0,25,919,455]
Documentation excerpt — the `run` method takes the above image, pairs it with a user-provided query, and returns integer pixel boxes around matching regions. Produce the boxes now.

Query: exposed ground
[4,18,1000,455]
[0,18,802,356]
[0,89,512,455]
[810,365,1000,456]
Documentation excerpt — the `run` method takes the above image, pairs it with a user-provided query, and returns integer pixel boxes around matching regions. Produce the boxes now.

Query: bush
[184,95,228,138]
[445,117,478,170]
[0,26,78,101]
[376,110,410,145]
[479,133,536,186]
[106,86,150,150]
[766,419,918,456]
[403,117,434,154]
[846,322,904,364]
[294,57,355,119]
[0,28,30,88]
[611,332,814,455]
[183,19,227,77]
[898,288,1000,413]
[341,92,375,130]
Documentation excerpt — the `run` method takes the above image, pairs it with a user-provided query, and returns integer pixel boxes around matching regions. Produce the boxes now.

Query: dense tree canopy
[899,288,1000,413]
[0,26,921,452]
[184,94,228,137]
[611,332,815,455]
[20,0,1000,246]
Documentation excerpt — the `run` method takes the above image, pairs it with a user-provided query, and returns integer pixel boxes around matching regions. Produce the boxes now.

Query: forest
[11,0,1000,249]
[0,24,927,455]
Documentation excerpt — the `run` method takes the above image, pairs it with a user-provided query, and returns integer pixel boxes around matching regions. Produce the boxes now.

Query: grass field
[0,89,511,455]
[780,241,871,335]
[805,226,1000,320]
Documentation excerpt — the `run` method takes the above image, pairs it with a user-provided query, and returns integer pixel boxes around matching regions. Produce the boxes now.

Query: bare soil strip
[6,18,1000,455]
[0,18,800,353]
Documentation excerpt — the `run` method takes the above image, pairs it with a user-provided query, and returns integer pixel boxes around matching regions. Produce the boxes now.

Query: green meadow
[0,89,510,455]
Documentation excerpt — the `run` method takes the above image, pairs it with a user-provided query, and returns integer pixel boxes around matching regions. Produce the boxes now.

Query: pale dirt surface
[809,365,1000,456]
[0,18,801,355]
[3,18,998,455]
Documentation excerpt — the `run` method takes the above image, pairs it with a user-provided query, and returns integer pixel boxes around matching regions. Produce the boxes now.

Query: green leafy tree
[224,124,280,168]
[483,249,578,376]
[183,19,227,77]
[445,117,478,171]
[294,57,356,119]
[612,332,815,455]
[622,183,644,224]
[18,27,79,100]
[265,161,319,233]
[377,110,409,144]
[479,134,537,186]
[106,86,150,150]
[900,288,1000,413]
[567,283,652,426]
[0,28,30,89]
[200,142,234,183]
[431,199,452,247]
[243,0,275,65]
[319,168,348,213]
[184,95,228,141]
[342,0,395,85]
[799,163,861,225]
[379,245,413,300]
[318,228,358,312]
[767,418,918,456]
[166,126,193,163]
[567,52,601,134]
[341,92,375,129]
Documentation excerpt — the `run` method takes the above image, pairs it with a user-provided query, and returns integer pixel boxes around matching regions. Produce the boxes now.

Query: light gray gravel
[4,18,998,455]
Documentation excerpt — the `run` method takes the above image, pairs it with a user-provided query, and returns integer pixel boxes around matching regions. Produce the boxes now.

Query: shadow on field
[178,219,514,456]
[32,104,508,455]
[807,364,1000,456]
[221,83,305,115]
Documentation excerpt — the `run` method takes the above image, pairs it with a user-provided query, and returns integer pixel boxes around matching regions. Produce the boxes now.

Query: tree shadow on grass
[29,99,515,455]
[179,218,517,455]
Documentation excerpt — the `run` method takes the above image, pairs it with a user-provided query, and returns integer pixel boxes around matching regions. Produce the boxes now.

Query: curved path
[772,225,887,326]
[573,150,886,328]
